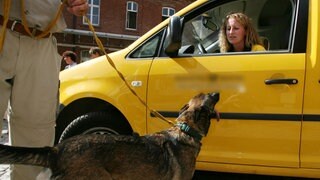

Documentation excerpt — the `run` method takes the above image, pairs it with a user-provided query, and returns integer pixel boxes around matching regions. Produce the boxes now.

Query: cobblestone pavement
[0,119,10,180]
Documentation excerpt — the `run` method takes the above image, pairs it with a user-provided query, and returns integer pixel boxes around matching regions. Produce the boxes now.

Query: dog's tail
[0,144,54,168]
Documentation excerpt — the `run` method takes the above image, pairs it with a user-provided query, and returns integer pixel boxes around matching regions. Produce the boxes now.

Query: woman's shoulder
[251,44,266,51]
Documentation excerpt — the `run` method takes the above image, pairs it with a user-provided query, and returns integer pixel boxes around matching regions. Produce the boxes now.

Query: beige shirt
[0,0,67,32]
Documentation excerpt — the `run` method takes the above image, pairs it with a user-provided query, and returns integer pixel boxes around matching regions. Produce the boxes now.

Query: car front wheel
[58,111,132,143]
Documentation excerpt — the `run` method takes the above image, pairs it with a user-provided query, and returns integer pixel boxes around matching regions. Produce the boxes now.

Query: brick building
[55,0,194,68]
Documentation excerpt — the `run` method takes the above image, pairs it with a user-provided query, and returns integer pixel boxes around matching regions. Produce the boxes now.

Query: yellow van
[57,0,320,178]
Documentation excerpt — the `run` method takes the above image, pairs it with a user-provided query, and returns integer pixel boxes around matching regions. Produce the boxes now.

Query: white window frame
[162,7,175,20]
[80,50,90,62]
[126,1,138,30]
[83,0,100,26]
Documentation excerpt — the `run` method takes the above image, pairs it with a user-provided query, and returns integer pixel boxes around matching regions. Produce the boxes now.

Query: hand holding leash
[65,0,89,16]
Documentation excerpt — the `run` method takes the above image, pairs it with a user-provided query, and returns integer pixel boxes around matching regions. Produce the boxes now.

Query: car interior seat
[258,0,293,50]
[260,36,270,50]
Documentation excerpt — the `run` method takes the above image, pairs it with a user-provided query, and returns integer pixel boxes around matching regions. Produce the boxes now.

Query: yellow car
[57,0,320,178]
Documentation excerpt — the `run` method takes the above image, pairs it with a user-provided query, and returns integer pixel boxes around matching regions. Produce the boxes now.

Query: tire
[58,111,132,143]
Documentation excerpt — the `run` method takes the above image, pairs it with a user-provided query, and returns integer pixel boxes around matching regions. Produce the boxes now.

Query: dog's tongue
[213,109,220,121]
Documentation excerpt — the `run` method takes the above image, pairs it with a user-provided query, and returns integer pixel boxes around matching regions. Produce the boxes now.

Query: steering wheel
[197,43,207,54]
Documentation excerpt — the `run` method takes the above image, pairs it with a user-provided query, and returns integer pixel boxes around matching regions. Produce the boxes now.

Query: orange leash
[82,15,175,126]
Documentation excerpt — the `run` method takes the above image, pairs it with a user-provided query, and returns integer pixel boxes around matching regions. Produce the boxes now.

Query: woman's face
[64,56,73,65]
[226,18,246,46]
[90,53,99,59]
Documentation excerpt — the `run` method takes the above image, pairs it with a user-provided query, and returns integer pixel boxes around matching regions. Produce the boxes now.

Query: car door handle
[265,78,298,85]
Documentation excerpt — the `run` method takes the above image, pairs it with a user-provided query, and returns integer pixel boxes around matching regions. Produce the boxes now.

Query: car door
[147,0,304,168]
[300,0,320,169]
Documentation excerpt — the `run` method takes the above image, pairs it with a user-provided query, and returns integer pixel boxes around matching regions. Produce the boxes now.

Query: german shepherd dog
[0,92,219,180]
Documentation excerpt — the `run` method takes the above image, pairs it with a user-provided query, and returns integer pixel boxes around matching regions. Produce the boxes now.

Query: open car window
[178,0,295,55]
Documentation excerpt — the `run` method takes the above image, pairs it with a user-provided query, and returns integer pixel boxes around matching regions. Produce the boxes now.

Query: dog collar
[177,123,203,141]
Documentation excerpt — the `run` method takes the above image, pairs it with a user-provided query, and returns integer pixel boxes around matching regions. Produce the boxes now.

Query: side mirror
[164,16,182,57]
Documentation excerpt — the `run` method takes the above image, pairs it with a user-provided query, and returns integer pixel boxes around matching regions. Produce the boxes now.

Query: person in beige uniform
[0,0,88,179]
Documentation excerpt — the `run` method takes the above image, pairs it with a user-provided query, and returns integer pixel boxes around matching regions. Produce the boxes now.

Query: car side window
[178,0,295,55]
[129,30,164,58]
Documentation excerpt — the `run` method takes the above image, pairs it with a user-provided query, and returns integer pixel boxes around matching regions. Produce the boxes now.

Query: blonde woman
[219,12,265,52]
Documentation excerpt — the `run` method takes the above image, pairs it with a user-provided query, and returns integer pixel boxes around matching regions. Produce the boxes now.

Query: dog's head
[177,93,219,140]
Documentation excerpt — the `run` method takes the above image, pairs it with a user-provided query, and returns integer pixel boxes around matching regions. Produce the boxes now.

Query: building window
[83,0,100,26]
[126,1,138,30]
[81,50,90,62]
[162,7,175,21]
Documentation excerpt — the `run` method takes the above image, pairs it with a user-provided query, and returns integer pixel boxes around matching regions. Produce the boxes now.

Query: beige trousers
[0,28,61,180]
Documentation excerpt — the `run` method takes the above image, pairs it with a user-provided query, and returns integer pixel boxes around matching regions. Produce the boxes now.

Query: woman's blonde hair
[219,12,262,52]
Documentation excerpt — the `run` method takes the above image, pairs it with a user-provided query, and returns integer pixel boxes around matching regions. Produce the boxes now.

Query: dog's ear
[179,104,189,115]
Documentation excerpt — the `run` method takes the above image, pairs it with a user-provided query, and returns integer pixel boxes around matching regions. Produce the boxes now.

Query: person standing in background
[89,47,104,59]
[63,50,78,69]
[0,0,88,179]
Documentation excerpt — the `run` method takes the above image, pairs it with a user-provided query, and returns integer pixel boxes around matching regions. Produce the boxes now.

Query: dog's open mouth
[205,92,220,121]
[177,92,220,141]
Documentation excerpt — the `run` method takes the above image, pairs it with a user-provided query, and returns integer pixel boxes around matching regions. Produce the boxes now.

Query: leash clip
[10,20,20,31]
